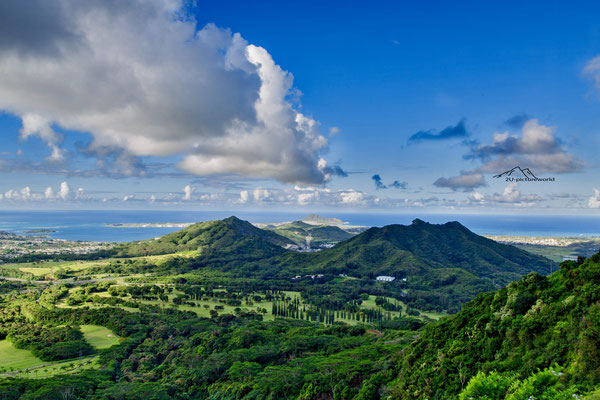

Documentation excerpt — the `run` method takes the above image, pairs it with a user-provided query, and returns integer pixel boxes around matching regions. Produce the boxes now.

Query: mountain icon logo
[493,166,538,179]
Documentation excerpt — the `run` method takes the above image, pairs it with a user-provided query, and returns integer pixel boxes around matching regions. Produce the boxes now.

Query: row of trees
[271,297,402,326]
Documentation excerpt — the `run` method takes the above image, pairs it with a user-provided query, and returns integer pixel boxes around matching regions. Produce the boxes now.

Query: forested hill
[115,217,549,283]
[101,217,552,313]
[334,218,551,282]
[111,216,293,257]
[387,252,600,399]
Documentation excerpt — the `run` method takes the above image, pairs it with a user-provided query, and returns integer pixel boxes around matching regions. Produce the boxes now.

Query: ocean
[0,210,599,242]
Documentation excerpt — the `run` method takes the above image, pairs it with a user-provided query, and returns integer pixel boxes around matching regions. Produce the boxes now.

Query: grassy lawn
[80,325,121,349]
[19,267,53,277]
[0,339,43,371]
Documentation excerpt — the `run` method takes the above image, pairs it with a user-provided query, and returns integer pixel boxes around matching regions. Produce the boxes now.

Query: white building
[376,276,395,282]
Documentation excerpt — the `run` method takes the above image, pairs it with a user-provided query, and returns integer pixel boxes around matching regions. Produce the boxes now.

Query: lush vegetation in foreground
[1,251,600,398]
[0,217,597,399]
[388,253,600,399]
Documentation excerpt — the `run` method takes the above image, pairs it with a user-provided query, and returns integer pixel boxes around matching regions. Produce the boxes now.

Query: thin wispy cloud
[583,55,600,90]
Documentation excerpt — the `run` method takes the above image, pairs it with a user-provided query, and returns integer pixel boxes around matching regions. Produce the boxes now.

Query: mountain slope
[107,217,551,313]
[295,219,550,284]
[246,219,549,312]
[264,220,354,247]
[113,216,293,257]
[388,253,600,398]
[341,219,549,281]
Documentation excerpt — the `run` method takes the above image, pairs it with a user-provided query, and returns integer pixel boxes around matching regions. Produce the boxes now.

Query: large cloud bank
[0,0,337,184]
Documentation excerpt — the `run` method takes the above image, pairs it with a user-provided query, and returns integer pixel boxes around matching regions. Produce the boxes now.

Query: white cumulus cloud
[238,190,249,204]
[20,186,32,200]
[0,0,336,184]
[44,187,55,199]
[589,188,600,209]
[58,181,70,200]
[183,185,195,201]
[253,188,270,202]
[469,183,542,207]
[339,189,367,205]
[468,119,582,174]
[19,114,65,162]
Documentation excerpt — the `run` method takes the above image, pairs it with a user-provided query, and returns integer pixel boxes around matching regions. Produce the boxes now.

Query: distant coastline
[106,222,194,228]
[0,210,599,243]
[485,235,600,247]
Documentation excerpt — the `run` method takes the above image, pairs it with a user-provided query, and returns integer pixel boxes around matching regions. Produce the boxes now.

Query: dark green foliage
[7,325,94,361]
[95,382,172,400]
[0,285,417,399]
[256,218,549,312]
[322,219,549,282]
[2,217,587,400]
[458,367,581,399]
[388,252,600,398]
[0,372,110,400]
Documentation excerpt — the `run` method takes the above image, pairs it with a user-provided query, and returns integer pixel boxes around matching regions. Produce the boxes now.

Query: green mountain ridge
[106,216,551,313]
[339,218,550,282]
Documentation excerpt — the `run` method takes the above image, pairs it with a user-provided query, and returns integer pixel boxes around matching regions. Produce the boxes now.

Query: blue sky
[1,0,600,213]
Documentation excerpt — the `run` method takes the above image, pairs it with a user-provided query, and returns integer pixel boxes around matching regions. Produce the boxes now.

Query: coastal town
[0,231,112,261]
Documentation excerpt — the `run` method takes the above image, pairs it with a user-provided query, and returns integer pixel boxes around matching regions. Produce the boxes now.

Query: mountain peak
[443,220,467,229]
[113,216,293,256]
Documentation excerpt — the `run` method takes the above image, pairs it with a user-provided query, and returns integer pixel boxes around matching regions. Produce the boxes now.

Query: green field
[0,339,43,371]
[54,285,446,325]
[0,338,102,379]
[80,325,121,349]
[0,251,200,279]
